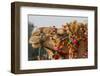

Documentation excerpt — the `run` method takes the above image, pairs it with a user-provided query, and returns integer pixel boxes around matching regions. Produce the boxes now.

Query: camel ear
[42,27,52,34]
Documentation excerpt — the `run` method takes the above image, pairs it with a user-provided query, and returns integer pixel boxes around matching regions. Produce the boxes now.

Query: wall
[0,0,100,76]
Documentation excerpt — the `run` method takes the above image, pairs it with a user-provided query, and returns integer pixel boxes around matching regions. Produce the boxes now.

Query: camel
[29,21,88,60]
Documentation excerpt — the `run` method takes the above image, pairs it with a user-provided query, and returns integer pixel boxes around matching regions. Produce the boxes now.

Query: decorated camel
[29,20,88,60]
